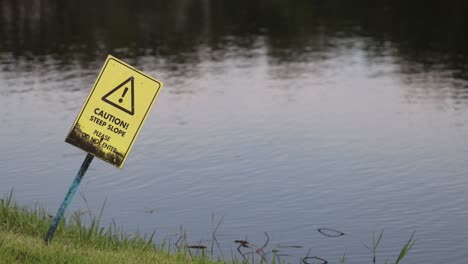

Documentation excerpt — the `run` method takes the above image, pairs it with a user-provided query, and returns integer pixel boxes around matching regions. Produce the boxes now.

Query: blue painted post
[44,153,94,243]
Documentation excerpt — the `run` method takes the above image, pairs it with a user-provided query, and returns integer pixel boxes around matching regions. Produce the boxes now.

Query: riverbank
[0,230,214,264]
[0,191,415,263]
[0,191,223,264]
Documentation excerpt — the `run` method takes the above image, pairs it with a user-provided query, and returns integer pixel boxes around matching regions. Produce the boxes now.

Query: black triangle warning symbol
[102,76,135,115]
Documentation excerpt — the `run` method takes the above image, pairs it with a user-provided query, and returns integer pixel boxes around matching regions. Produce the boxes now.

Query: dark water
[1,0,468,262]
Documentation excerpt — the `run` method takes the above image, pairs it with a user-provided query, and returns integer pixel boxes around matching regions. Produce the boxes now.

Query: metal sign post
[44,153,94,243]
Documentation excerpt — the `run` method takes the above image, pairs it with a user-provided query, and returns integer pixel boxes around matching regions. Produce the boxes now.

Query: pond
[1,0,468,263]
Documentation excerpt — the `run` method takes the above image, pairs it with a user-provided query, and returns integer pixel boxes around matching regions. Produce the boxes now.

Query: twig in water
[302,248,328,264]
[235,239,251,260]
[256,232,270,263]
[303,256,328,264]
[277,245,303,248]
[256,232,270,255]
[187,245,207,249]
[317,228,345,238]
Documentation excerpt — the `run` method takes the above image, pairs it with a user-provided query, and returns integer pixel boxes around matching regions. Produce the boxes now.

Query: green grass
[0,190,225,264]
[0,229,215,264]
[364,230,416,264]
[0,190,415,264]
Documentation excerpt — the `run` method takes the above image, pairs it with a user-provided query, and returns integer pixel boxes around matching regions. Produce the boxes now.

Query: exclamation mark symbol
[119,87,128,103]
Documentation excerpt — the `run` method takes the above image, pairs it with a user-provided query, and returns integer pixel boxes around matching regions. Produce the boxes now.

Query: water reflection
[1,0,467,85]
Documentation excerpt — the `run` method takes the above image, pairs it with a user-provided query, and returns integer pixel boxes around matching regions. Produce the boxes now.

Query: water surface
[1,1,468,263]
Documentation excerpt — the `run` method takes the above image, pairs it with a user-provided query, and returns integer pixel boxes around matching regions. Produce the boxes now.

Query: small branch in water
[302,248,328,264]
[317,228,345,238]
[256,232,269,254]
[187,245,207,249]
[235,239,251,260]
[256,232,269,262]
[303,256,328,264]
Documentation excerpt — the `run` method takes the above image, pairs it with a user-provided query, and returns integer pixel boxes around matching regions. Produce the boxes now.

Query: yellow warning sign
[65,55,163,168]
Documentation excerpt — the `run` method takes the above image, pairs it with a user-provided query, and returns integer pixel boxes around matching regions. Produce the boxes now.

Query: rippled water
[1,0,468,263]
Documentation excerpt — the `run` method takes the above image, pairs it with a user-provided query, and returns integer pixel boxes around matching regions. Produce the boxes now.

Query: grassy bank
[0,190,415,263]
[0,191,224,264]
[0,230,213,264]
